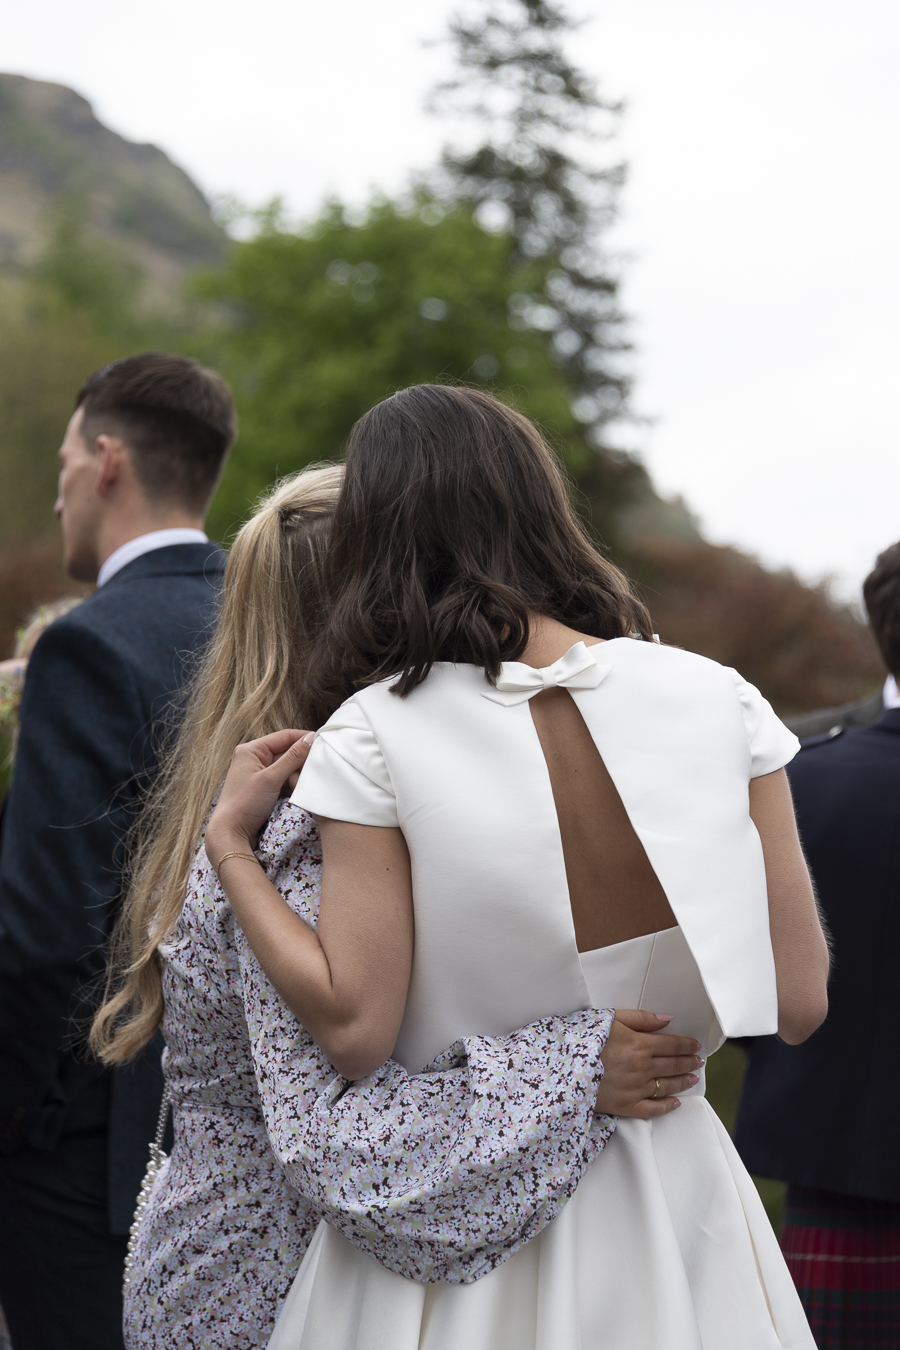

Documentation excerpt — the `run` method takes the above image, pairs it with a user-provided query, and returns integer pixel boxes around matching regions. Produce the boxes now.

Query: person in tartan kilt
[736,543,900,1348]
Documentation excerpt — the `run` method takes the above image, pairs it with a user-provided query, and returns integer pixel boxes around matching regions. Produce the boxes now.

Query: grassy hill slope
[0,73,226,297]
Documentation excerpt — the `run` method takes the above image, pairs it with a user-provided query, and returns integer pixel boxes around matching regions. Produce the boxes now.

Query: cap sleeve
[731,671,800,777]
[291,697,398,827]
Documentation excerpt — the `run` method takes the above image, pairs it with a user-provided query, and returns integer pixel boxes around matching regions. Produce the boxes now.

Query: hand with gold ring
[593,1009,704,1120]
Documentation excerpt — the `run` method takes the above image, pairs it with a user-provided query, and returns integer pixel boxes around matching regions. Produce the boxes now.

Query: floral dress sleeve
[235,799,615,1286]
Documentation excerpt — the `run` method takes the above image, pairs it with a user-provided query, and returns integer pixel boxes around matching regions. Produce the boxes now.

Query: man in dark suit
[0,353,235,1350]
[735,542,900,1346]
[785,685,884,740]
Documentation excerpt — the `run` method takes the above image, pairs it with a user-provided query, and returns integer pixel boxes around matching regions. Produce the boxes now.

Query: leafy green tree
[0,205,180,659]
[0,203,176,549]
[31,199,144,331]
[196,197,643,543]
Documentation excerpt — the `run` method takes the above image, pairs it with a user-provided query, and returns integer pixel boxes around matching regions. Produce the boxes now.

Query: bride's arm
[206,731,414,1080]
[207,730,699,1096]
[750,767,830,1044]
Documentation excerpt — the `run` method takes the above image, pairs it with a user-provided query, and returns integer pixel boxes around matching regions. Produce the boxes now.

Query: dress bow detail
[482,641,612,707]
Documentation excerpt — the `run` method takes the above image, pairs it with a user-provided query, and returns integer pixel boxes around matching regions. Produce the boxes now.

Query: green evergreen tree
[431,0,630,449]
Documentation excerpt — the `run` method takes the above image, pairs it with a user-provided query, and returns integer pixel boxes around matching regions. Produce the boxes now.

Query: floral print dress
[124,800,614,1350]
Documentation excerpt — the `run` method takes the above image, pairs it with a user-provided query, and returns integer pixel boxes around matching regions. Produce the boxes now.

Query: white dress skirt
[272,639,816,1349]
[269,927,815,1350]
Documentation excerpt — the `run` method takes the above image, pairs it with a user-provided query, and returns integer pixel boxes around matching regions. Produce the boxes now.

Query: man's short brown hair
[76,353,237,513]
[863,543,900,677]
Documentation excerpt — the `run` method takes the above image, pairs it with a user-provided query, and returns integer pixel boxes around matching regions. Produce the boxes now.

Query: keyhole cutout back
[529,686,677,953]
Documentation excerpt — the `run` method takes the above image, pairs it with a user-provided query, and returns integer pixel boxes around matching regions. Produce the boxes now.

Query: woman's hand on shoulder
[594,1009,703,1119]
[206,729,315,867]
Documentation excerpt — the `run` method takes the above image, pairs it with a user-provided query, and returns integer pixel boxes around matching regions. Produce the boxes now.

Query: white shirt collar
[96,528,209,588]
[883,675,900,710]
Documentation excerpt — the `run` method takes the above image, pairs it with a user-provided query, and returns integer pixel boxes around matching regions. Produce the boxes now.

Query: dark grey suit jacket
[0,542,224,1231]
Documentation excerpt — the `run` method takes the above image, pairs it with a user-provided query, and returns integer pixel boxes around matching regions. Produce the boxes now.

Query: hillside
[0,73,226,295]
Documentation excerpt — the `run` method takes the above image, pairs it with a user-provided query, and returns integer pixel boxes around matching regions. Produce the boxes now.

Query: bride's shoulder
[608,635,736,685]
[324,664,481,720]
[318,690,378,731]
[609,639,797,769]
[608,638,771,723]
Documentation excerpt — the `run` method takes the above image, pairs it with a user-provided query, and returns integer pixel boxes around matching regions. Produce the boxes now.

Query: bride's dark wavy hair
[306,384,653,724]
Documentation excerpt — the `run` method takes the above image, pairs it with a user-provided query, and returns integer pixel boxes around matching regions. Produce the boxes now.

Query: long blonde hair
[91,464,343,1065]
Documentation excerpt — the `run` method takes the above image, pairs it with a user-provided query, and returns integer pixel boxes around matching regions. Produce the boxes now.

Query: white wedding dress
[271,638,816,1350]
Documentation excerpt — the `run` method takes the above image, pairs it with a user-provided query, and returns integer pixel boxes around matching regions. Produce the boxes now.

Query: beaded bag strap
[123,1082,171,1291]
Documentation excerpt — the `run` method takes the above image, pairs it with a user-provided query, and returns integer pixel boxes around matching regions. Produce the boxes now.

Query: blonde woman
[94,464,693,1349]
[91,467,340,1348]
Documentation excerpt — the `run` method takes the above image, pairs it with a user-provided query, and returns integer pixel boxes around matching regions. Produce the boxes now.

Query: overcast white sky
[6,0,899,597]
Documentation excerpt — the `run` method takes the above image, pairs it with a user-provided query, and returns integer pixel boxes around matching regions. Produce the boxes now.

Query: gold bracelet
[215,850,261,881]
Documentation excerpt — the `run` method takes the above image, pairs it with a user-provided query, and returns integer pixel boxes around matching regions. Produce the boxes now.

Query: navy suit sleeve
[0,618,149,1149]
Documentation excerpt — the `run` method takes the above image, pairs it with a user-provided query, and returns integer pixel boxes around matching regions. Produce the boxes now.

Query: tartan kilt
[780,1184,900,1348]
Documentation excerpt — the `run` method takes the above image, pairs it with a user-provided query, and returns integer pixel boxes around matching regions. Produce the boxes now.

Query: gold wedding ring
[652,1078,661,1099]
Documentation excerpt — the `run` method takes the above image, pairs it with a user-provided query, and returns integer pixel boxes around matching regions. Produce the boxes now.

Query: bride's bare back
[521,616,674,951]
[529,685,676,952]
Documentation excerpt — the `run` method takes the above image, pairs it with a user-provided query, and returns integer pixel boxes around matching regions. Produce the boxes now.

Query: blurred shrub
[633,536,883,714]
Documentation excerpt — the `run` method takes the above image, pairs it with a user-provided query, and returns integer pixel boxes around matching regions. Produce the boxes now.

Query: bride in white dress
[208,385,829,1349]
